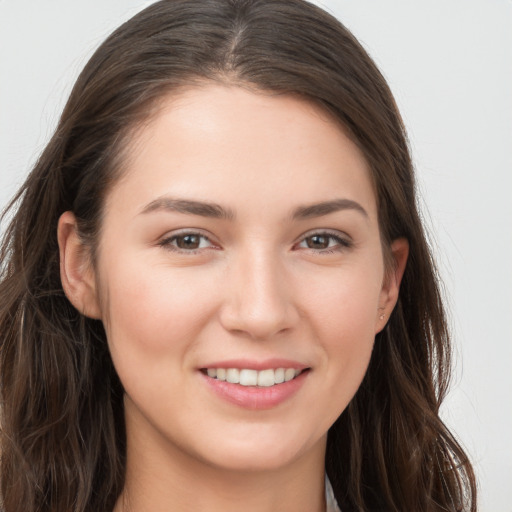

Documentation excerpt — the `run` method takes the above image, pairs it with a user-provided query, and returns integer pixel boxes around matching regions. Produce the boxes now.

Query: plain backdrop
[1,1,511,510]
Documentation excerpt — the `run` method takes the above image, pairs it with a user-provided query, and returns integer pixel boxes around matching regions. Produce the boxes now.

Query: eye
[296,232,352,253]
[159,232,215,253]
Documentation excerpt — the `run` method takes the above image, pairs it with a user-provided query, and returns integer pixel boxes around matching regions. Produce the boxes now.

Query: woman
[0,1,477,511]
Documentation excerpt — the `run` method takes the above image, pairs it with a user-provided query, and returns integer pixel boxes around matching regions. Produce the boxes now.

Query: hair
[0,1,477,511]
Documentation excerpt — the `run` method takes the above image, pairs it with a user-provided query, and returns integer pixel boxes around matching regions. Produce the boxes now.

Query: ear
[57,211,102,319]
[375,237,409,333]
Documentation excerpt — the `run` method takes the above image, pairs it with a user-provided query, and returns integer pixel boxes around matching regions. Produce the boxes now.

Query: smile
[202,367,304,387]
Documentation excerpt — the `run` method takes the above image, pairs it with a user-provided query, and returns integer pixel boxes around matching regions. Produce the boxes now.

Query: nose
[218,249,300,340]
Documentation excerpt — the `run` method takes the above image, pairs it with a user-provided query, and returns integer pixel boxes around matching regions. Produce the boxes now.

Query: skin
[58,84,408,512]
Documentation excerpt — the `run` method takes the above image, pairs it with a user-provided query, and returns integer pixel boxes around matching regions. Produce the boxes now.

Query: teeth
[257,369,275,387]
[285,368,296,381]
[226,368,239,383]
[205,367,303,387]
[239,369,258,386]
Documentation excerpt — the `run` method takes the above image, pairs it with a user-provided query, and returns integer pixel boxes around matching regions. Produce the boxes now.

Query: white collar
[325,475,342,512]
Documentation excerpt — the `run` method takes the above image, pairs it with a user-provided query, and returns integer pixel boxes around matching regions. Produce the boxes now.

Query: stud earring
[379,313,385,320]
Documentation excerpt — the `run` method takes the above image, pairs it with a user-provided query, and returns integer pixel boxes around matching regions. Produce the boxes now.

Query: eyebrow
[140,197,368,221]
[140,197,235,220]
[291,198,368,220]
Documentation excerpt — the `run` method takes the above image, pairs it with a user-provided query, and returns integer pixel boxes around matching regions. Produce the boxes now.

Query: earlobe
[57,211,102,319]
[375,237,409,333]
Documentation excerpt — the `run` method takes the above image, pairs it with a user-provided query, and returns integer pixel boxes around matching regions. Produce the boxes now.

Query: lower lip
[200,370,309,410]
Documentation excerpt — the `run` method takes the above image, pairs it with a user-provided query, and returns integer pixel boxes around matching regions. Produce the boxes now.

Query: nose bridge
[220,243,298,339]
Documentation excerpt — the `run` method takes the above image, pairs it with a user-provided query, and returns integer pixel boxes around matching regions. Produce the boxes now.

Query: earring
[379,313,385,320]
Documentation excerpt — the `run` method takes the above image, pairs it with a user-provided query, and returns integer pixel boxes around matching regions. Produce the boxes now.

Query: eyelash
[296,231,353,255]
[158,231,216,255]
[158,230,352,255]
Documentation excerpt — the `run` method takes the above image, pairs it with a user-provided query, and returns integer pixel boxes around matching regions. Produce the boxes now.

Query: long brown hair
[0,1,477,510]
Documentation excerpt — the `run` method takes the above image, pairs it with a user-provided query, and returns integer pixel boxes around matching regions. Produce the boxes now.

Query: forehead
[107,84,377,223]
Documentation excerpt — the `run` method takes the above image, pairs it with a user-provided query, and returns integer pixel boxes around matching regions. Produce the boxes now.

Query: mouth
[200,367,309,387]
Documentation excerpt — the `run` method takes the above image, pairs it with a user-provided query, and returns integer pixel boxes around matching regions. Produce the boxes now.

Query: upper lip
[199,358,309,371]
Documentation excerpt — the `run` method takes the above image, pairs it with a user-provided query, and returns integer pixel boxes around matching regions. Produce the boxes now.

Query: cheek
[97,256,224,412]
[98,254,220,361]
[301,261,382,338]
[298,263,382,398]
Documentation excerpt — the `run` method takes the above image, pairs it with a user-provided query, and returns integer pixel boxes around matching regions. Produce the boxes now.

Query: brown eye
[159,232,213,252]
[297,232,352,253]
[176,234,201,249]
[305,235,330,249]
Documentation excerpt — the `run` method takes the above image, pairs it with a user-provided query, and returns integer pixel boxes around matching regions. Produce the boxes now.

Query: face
[63,84,404,474]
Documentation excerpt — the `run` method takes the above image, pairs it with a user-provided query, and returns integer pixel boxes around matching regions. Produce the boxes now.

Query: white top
[325,476,342,512]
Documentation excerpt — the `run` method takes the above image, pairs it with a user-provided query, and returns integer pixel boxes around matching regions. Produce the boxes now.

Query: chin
[190,429,326,474]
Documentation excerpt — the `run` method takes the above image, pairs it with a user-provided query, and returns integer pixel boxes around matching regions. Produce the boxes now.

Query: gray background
[1,1,511,509]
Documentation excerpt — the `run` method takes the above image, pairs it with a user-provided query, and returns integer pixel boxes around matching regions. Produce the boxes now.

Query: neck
[113,407,327,512]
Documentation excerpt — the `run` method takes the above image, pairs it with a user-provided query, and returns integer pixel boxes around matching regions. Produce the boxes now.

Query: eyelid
[294,229,353,252]
[157,228,220,253]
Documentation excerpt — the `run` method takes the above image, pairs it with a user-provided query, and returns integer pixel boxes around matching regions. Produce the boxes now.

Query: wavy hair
[0,1,476,510]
